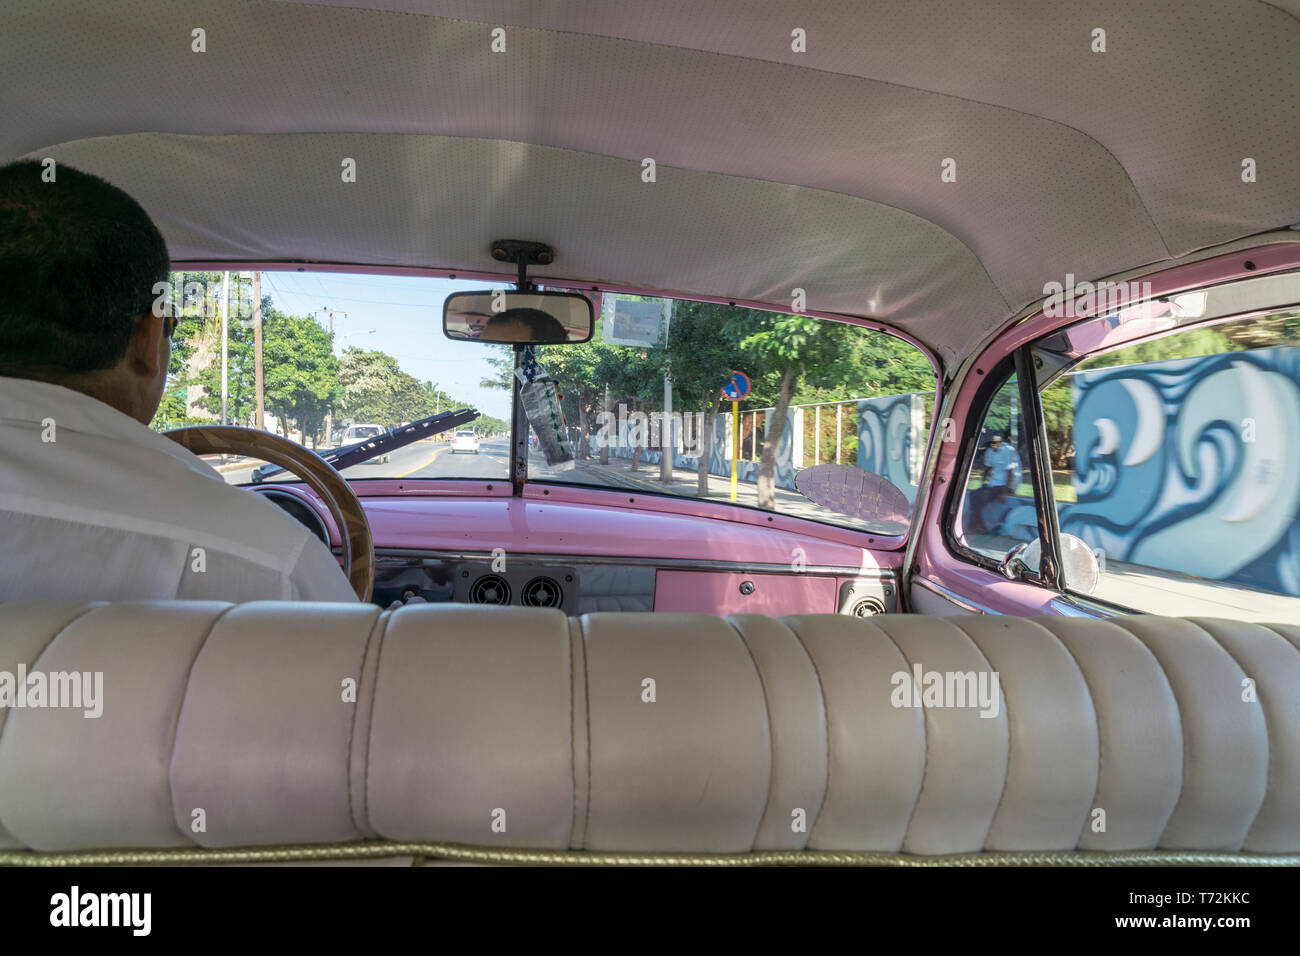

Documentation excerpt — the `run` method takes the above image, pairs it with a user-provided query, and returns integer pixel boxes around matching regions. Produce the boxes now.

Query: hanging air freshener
[516,346,574,466]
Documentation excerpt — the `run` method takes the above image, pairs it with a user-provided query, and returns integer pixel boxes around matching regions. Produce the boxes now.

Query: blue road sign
[721,370,751,401]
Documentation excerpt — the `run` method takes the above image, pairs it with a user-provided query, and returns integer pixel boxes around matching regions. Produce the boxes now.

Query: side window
[1040,307,1300,621]
[952,374,1037,563]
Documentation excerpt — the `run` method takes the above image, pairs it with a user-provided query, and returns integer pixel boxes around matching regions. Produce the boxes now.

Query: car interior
[1,0,1298,872]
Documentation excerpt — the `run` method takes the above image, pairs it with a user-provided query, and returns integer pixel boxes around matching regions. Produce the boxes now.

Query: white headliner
[4,0,1299,364]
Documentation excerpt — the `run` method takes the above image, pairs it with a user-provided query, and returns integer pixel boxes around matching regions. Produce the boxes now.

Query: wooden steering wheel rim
[164,426,374,602]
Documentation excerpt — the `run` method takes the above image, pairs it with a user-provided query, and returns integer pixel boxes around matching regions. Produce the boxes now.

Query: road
[216,438,513,484]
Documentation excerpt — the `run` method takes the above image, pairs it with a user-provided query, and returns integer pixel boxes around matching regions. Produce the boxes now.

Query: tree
[725,312,852,509]
[182,305,338,443]
[337,347,409,424]
[661,301,752,494]
[190,319,255,424]
[261,310,339,447]
[153,272,265,429]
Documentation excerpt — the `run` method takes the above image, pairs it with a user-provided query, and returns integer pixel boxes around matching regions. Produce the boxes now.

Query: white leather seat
[0,602,1296,859]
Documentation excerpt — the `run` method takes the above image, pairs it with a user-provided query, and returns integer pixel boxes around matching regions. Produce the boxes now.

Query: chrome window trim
[910,577,1001,615]
[914,576,1127,619]
[1048,594,1125,618]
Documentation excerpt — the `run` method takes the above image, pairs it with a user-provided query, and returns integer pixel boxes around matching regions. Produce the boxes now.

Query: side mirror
[1057,533,1101,594]
[443,290,594,344]
[998,542,1032,580]
[1002,534,1100,593]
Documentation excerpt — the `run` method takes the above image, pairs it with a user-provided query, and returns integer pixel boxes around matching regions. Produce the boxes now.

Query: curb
[209,459,252,474]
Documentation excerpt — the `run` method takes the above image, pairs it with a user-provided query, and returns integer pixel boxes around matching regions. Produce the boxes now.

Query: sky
[255,270,513,419]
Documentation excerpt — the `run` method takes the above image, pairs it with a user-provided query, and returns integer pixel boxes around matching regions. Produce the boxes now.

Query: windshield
[519,292,935,533]
[154,272,935,533]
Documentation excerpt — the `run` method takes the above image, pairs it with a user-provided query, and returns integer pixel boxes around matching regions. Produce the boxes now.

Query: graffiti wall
[857,393,927,504]
[1065,345,1300,596]
[699,408,798,490]
[606,407,799,491]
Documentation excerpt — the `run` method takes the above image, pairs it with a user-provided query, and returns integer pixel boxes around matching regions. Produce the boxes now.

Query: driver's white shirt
[0,377,357,603]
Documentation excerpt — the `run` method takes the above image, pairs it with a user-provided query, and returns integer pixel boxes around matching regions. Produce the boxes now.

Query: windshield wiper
[250,407,480,482]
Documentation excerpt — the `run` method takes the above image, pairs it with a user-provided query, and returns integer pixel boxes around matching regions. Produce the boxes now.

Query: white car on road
[451,430,479,454]
[342,424,391,464]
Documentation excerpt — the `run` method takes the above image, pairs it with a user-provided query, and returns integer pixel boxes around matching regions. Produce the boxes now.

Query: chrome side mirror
[998,542,1032,580]
[999,536,1101,593]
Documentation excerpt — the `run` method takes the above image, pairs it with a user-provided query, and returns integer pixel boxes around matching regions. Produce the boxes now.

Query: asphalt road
[217,438,512,485]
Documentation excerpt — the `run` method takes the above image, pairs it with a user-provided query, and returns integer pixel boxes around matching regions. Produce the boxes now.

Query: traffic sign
[721,370,751,401]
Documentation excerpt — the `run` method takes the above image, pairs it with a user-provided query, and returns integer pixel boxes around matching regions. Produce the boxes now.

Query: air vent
[469,574,511,605]
[850,597,886,617]
[521,576,564,608]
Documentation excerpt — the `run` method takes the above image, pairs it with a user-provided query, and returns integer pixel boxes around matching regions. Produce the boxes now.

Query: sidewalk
[569,453,892,530]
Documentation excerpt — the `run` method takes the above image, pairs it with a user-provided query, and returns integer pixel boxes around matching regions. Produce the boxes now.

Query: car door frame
[905,237,1300,617]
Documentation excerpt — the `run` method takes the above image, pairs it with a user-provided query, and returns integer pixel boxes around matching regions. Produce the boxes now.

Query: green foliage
[663,301,753,410]
[262,311,341,443]
[190,319,256,424]
[338,349,495,432]
[1082,326,1239,370]
[338,347,419,424]
[1040,379,1074,468]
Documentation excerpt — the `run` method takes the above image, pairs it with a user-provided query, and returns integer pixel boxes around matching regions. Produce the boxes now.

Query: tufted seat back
[0,602,1297,858]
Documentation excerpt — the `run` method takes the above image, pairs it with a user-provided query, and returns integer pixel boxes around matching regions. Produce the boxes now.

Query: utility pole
[253,271,264,430]
[600,382,610,465]
[220,271,230,425]
[316,307,347,338]
[660,365,673,484]
[317,307,346,445]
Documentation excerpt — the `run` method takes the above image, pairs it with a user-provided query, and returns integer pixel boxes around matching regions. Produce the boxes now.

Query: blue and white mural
[857,393,926,504]
[1063,346,1300,596]
[700,408,798,490]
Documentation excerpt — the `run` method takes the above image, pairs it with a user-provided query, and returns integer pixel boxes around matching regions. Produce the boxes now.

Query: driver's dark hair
[488,307,568,342]
[0,159,170,380]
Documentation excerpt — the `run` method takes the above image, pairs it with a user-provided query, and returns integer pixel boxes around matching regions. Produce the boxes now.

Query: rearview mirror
[443,290,593,344]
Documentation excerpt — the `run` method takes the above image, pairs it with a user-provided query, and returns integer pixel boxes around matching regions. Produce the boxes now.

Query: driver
[479,308,568,343]
[0,160,356,603]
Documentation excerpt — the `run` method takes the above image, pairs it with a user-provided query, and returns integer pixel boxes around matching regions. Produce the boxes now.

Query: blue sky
[258,270,513,419]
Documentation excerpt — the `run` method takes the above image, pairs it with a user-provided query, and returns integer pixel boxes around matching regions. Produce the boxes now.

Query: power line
[254,275,436,311]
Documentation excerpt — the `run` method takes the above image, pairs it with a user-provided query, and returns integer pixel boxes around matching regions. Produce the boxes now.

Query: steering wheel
[164,426,374,602]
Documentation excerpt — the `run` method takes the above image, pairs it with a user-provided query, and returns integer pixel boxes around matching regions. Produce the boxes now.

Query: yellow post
[730,399,739,501]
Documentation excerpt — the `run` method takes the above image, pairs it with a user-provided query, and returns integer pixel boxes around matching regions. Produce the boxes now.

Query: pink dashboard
[257,479,900,617]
